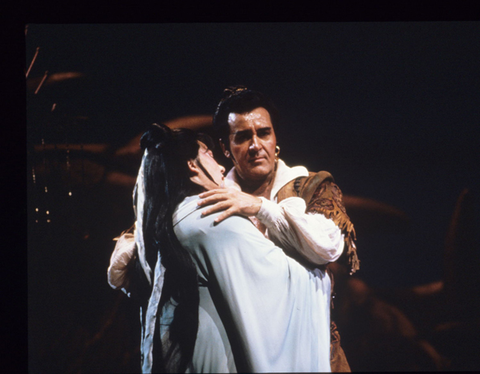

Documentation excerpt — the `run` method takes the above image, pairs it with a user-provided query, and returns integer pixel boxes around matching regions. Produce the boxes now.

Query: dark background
[25,21,479,372]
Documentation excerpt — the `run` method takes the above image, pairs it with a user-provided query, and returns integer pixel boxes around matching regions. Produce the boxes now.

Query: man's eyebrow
[230,129,252,136]
[231,126,271,136]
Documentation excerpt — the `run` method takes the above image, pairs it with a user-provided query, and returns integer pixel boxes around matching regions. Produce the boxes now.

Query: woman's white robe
[170,195,332,373]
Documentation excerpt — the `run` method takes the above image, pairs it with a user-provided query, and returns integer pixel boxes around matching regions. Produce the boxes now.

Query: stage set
[27,23,479,372]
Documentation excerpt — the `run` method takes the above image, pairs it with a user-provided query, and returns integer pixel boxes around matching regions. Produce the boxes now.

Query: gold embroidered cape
[277,170,360,274]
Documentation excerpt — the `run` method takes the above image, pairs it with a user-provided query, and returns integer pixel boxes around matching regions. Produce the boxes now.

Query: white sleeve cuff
[256,197,285,229]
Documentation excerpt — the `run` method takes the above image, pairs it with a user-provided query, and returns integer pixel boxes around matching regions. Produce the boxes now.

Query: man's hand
[198,188,262,223]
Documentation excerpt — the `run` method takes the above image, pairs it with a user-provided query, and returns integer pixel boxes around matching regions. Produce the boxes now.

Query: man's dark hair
[212,86,280,151]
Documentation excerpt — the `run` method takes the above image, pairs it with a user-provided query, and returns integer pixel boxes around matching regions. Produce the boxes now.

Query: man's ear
[220,140,236,164]
[220,141,229,158]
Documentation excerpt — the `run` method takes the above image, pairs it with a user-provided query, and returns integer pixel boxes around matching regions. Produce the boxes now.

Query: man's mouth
[249,156,266,163]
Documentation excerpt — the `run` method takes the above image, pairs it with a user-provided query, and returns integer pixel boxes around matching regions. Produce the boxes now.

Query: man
[197,86,359,371]
[109,86,358,371]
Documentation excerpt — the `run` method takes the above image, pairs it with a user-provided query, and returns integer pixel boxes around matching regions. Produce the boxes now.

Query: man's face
[196,141,225,188]
[226,107,277,183]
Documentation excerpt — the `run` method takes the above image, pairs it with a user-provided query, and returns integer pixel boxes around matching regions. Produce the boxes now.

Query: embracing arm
[196,187,343,265]
[107,230,151,300]
[279,172,359,273]
[196,172,359,271]
[107,231,136,295]
[256,196,345,265]
[259,171,359,272]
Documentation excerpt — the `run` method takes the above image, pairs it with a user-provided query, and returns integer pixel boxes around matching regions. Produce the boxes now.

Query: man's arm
[196,186,345,266]
[196,172,358,272]
[256,196,345,265]
[280,172,359,274]
[107,231,136,296]
[107,231,151,301]
[197,187,262,223]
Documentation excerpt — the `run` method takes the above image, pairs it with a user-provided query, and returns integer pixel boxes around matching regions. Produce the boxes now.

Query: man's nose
[220,165,226,174]
[249,135,260,152]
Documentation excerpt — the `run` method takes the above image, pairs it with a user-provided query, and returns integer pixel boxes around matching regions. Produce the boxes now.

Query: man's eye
[234,133,250,143]
[257,129,271,138]
[207,151,214,158]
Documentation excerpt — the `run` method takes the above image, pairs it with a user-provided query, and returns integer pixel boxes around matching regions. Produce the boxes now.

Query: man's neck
[236,169,276,199]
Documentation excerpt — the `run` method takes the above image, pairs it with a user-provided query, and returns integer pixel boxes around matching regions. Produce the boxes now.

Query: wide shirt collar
[224,159,309,201]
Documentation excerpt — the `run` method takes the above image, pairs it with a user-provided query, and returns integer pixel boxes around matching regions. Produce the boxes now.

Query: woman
[125,123,233,373]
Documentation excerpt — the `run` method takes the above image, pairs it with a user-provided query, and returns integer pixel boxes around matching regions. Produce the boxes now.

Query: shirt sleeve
[107,233,136,295]
[107,232,151,301]
[256,196,344,265]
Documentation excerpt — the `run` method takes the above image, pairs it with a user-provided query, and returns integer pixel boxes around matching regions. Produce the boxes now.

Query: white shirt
[224,159,345,265]
[173,195,332,373]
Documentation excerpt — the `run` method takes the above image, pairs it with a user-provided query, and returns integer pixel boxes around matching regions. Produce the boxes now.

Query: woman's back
[173,194,332,373]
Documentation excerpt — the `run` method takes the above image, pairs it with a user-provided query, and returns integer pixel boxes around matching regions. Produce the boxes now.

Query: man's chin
[236,163,274,181]
[244,168,273,181]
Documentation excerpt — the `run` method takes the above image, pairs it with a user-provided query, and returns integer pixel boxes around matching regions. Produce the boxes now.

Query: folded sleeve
[107,232,137,295]
[256,196,344,265]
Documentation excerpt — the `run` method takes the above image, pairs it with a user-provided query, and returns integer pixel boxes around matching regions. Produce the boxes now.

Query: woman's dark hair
[212,85,280,151]
[138,123,214,372]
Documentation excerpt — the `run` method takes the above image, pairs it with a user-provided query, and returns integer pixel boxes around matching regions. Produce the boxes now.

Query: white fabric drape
[172,195,332,373]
